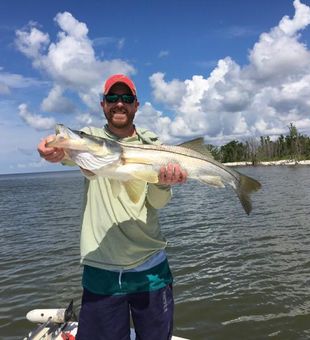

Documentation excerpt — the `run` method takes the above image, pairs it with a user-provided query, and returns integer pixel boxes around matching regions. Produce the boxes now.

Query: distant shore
[224,159,310,167]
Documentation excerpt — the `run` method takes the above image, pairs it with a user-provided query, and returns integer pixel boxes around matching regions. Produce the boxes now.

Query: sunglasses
[104,94,136,104]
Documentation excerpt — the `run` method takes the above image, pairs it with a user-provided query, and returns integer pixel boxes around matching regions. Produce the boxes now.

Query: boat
[24,300,189,340]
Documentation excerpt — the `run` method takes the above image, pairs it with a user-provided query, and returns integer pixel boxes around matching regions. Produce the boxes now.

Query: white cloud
[118,38,125,50]
[246,0,310,85]
[135,102,173,143]
[13,2,310,147]
[158,50,169,58]
[54,11,88,39]
[15,25,50,59]
[75,112,104,127]
[40,85,76,113]
[18,103,56,130]
[17,158,47,169]
[15,11,135,122]
[93,36,125,50]
[149,72,186,108]
[223,25,259,38]
[0,83,10,94]
[0,69,45,93]
[278,0,310,35]
[149,0,310,143]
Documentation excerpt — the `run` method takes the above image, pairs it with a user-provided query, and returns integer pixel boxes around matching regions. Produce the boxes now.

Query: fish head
[46,124,90,151]
[46,124,114,156]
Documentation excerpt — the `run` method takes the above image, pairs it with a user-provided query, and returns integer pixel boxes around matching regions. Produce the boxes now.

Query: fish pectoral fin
[131,170,159,184]
[198,175,225,188]
[117,164,159,184]
[123,180,147,203]
[109,179,122,198]
[73,152,120,171]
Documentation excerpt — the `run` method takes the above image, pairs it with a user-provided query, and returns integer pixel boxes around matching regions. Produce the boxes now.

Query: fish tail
[236,174,261,215]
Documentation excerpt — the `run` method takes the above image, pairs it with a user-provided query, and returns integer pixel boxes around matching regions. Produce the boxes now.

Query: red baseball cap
[103,74,137,96]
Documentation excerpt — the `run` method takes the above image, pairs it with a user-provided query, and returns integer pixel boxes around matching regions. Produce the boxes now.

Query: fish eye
[78,131,87,138]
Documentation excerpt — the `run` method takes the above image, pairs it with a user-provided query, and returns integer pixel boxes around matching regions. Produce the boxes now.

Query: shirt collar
[103,124,140,143]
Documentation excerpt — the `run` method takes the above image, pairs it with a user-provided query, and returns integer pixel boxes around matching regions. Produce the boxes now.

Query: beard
[105,107,135,129]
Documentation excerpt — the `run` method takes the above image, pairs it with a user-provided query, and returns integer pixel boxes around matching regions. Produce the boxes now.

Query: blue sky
[1,0,310,174]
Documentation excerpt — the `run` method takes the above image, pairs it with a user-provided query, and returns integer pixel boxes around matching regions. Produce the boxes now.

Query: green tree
[220,140,246,163]
[287,122,300,160]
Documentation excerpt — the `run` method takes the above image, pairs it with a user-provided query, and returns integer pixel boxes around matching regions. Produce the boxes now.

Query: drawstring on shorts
[118,270,123,289]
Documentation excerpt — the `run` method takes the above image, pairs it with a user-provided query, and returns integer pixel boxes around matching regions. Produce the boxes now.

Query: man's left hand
[158,163,187,185]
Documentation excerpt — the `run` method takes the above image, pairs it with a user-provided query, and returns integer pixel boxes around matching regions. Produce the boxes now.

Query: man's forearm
[146,183,172,209]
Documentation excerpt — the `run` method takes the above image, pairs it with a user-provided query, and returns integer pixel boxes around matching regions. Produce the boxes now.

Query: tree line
[207,123,310,164]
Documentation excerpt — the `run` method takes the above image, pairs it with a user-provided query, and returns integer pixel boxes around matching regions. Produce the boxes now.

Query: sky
[1,0,310,174]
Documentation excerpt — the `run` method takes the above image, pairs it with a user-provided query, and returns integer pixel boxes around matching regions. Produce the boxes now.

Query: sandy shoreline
[224,159,310,167]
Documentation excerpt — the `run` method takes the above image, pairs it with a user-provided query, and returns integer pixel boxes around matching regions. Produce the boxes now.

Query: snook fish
[46,124,261,215]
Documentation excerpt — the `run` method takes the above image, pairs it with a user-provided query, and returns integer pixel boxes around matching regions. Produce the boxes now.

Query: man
[37,74,187,340]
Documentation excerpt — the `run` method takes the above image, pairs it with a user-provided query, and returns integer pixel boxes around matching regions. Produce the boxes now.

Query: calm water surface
[0,167,310,339]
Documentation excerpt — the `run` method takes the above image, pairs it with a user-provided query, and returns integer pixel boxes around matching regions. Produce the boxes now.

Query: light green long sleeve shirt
[79,126,172,270]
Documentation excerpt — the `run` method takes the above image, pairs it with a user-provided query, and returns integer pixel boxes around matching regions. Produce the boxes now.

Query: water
[0,167,310,339]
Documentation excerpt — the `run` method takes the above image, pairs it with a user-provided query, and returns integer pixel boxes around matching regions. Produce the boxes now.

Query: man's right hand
[37,135,65,163]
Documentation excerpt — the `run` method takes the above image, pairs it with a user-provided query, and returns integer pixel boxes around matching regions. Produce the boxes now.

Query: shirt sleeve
[146,183,172,209]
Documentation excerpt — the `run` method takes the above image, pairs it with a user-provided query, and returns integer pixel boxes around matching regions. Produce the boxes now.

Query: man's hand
[158,163,187,185]
[37,135,65,163]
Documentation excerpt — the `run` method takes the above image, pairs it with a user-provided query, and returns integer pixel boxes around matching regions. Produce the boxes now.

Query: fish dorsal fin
[178,138,214,158]
[123,180,147,203]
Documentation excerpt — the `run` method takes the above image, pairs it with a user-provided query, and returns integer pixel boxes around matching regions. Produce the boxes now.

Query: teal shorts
[82,258,173,295]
